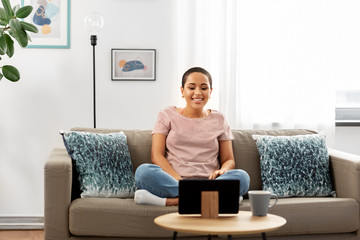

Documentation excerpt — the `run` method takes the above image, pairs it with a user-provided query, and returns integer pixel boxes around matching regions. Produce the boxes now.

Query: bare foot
[166,198,179,206]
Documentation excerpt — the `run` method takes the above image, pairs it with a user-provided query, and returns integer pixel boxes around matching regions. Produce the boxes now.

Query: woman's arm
[209,140,236,179]
[151,133,183,181]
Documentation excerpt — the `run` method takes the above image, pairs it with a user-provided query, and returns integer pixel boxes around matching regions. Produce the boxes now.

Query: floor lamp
[84,13,104,128]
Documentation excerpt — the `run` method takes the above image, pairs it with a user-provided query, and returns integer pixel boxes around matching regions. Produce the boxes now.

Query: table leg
[173,232,232,240]
[262,232,267,240]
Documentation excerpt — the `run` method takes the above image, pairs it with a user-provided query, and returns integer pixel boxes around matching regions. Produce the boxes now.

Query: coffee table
[154,211,286,240]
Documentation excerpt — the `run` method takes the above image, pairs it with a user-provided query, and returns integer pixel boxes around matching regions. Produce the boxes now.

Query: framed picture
[111,49,156,81]
[21,0,70,48]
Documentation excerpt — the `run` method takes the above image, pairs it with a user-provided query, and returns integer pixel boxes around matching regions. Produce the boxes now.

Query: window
[336,91,360,126]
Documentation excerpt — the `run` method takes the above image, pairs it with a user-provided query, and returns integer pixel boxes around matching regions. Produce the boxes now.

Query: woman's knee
[226,169,251,195]
[234,169,250,186]
[135,164,159,183]
[134,163,178,198]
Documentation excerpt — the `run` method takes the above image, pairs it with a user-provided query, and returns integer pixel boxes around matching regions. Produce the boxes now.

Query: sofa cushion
[62,131,136,198]
[70,128,153,171]
[231,129,317,192]
[69,198,178,237]
[239,197,359,236]
[68,197,359,237]
[253,134,334,197]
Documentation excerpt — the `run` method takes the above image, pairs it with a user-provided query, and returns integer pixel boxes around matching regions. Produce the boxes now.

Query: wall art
[111,49,156,81]
[21,0,70,48]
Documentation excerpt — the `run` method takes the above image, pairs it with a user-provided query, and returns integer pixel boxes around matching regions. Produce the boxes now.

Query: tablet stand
[201,191,219,219]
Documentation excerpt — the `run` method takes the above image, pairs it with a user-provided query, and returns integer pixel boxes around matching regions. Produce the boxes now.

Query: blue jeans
[135,163,250,198]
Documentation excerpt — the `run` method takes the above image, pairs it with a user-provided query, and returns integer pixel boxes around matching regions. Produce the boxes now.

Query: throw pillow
[253,134,334,198]
[61,131,136,198]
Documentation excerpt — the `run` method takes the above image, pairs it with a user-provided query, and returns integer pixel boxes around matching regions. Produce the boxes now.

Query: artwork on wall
[21,0,70,48]
[111,49,156,81]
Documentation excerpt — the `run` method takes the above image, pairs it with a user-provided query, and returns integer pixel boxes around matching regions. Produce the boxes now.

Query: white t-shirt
[152,106,233,178]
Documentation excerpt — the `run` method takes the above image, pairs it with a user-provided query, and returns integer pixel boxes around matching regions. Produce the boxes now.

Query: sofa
[44,127,360,240]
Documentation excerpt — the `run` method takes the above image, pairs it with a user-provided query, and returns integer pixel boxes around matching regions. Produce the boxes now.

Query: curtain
[175,0,340,146]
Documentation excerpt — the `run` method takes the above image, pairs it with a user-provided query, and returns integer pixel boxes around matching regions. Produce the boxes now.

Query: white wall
[0,0,177,215]
[0,0,359,216]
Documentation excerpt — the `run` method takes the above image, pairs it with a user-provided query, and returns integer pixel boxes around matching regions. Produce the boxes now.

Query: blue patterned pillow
[61,131,136,198]
[253,134,334,198]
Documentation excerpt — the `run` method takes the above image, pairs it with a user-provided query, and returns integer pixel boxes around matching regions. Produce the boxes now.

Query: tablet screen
[178,179,240,214]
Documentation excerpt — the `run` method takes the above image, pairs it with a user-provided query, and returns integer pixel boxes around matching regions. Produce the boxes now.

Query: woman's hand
[208,140,236,179]
[208,169,227,180]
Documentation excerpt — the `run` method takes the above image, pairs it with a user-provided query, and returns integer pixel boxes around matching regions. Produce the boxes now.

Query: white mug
[248,190,278,216]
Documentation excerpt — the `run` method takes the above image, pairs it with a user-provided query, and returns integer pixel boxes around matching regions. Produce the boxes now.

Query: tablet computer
[178,179,240,214]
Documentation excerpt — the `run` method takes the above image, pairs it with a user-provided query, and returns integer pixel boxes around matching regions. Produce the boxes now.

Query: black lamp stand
[91,35,97,128]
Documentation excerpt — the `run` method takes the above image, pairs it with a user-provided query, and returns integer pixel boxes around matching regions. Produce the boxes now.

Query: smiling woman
[133,67,250,206]
[180,71,212,118]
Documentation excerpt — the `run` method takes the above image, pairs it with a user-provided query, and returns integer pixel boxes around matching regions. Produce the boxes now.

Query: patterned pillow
[253,134,334,198]
[61,131,136,198]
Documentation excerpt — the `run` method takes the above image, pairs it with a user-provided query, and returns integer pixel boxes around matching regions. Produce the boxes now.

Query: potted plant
[0,0,38,82]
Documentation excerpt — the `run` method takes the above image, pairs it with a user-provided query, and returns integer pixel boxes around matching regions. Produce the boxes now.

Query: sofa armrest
[44,148,72,240]
[328,148,360,202]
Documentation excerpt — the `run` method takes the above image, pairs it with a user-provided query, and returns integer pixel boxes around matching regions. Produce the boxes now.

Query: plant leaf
[0,72,3,81]
[15,29,28,47]
[20,21,38,33]
[8,28,28,48]
[0,8,8,25]
[1,0,13,17]
[12,4,19,15]
[9,19,21,31]
[9,19,28,47]
[26,32,31,42]
[8,29,16,38]
[2,65,20,82]
[18,29,28,47]
[0,31,7,55]
[16,6,33,19]
[4,33,14,57]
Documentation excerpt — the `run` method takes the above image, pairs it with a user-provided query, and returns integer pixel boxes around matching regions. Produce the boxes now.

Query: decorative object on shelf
[21,0,70,48]
[111,49,156,81]
[84,12,104,129]
[0,0,38,82]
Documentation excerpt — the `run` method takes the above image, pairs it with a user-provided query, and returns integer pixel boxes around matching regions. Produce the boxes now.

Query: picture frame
[21,0,70,48]
[111,49,156,81]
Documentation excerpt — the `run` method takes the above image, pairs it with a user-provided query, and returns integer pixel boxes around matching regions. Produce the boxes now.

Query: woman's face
[181,72,213,110]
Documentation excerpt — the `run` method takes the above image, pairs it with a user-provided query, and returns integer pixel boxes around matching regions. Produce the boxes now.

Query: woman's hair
[182,67,212,89]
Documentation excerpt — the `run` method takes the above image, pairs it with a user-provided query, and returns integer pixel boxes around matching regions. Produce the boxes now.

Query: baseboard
[0,215,44,230]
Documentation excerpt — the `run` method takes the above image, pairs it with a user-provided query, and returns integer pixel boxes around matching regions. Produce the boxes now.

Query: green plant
[0,0,38,82]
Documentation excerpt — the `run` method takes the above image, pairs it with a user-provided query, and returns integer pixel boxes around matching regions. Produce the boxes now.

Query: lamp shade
[84,12,104,35]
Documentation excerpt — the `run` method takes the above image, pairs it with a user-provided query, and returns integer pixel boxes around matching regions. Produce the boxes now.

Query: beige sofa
[44,128,360,240]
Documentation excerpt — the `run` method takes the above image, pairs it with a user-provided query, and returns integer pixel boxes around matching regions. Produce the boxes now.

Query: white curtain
[175,0,341,146]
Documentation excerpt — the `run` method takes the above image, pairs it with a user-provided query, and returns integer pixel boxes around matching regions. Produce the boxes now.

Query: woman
[134,67,250,206]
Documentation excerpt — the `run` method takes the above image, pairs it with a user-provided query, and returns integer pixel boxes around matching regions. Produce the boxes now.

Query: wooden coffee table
[154,211,286,240]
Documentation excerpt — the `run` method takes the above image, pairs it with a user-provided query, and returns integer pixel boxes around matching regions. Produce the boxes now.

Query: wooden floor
[0,230,44,240]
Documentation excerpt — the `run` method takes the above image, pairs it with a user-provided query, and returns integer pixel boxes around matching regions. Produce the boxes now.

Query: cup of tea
[248,190,278,216]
